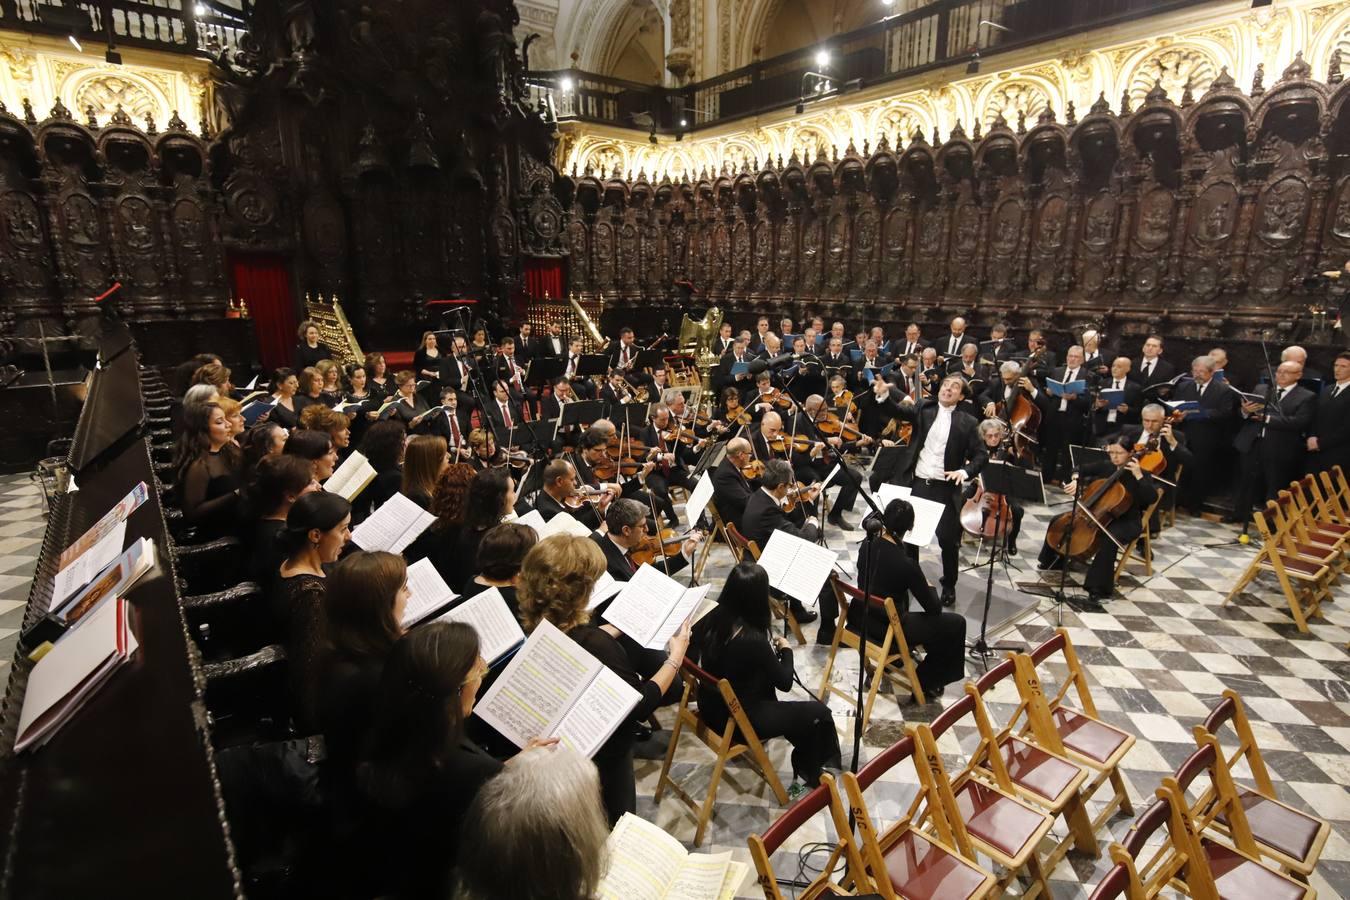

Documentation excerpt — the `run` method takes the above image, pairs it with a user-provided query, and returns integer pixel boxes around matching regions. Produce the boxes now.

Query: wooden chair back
[818,575,925,715]
[748,782,853,900]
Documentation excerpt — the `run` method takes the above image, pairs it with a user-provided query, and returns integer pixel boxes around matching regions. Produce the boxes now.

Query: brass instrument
[677,305,723,404]
[304,293,365,368]
[523,290,608,353]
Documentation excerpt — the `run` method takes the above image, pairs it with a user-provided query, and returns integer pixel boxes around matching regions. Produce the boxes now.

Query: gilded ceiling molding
[559,0,1338,182]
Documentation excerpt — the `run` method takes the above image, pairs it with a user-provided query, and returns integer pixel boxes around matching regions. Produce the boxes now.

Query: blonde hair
[517,535,605,632]
[215,396,243,419]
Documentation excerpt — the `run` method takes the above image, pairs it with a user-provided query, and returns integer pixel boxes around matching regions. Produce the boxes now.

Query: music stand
[632,348,666,371]
[576,354,609,378]
[966,462,1043,668]
[526,418,558,448]
[617,403,653,433]
[526,357,563,389]
[560,399,604,431]
[691,440,725,479]
[867,445,908,488]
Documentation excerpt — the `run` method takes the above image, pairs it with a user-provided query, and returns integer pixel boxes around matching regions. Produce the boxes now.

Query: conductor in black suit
[740,459,827,632]
[894,375,988,606]
[1172,355,1239,515]
[1232,361,1316,519]
[1308,352,1350,477]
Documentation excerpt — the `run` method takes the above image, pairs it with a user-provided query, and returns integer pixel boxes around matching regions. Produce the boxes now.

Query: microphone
[862,511,885,536]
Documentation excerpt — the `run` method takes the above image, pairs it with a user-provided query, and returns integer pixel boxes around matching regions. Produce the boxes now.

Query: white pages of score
[325,451,377,502]
[755,530,838,605]
[351,492,437,554]
[399,558,460,628]
[474,619,641,759]
[433,587,524,664]
[597,813,747,900]
[603,564,709,650]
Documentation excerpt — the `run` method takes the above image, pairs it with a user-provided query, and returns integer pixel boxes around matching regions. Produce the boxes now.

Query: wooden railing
[535,0,1212,134]
[0,0,248,54]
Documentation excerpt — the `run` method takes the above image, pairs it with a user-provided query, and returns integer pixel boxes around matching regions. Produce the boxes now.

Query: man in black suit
[1024,329,1057,382]
[1232,361,1316,520]
[1037,345,1093,485]
[491,337,528,396]
[1130,334,1176,391]
[1173,354,1239,515]
[1080,329,1109,381]
[1116,404,1193,524]
[937,316,978,361]
[982,322,1021,365]
[420,387,475,460]
[713,337,754,394]
[713,322,736,357]
[515,323,537,365]
[534,458,605,530]
[896,323,927,359]
[442,344,480,398]
[591,498,692,583]
[1092,357,1144,437]
[740,458,825,630]
[537,322,566,358]
[1282,345,1324,385]
[820,336,853,383]
[979,361,1040,420]
[483,379,524,432]
[1038,438,1158,605]
[608,327,639,372]
[1308,351,1350,477]
[894,375,988,605]
[712,438,756,528]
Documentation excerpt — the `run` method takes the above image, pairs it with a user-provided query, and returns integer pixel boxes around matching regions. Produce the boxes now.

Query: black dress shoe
[941,586,956,607]
[790,603,819,624]
[814,630,835,646]
[827,512,852,530]
[919,682,946,702]
[1005,542,1018,557]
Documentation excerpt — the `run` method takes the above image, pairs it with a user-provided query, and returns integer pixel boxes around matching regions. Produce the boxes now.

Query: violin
[630,527,700,567]
[723,398,752,427]
[753,388,793,411]
[768,433,812,455]
[564,486,609,509]
[879,417,914,445]
[815,411,863,442]
[782,481,821,514]
[740,459,766,480]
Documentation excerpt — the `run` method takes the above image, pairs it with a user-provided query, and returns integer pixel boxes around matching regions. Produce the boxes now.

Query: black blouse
[296,343,331,369]
[272,572,326,734]
[691,614,793,728]
[850,537,941,639]
[178,448,242,539]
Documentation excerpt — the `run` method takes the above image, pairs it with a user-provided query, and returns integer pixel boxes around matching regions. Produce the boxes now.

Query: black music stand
[617,403,653,433]
[868,444,908,489]
[576,354,609,378]
[560,399,604,431]
[526,357,564,389]
[632,348,666,372]
[966,462,1043,668]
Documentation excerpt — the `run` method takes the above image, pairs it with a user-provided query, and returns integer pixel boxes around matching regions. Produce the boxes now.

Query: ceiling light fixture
[814,49,830,69]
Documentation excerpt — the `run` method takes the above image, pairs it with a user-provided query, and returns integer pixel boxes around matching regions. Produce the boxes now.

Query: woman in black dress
[316,359,344,407]
[268,368,301,429]
[401,435,448,511]
[516,534,692,824]
[240,454,318,585]
[284,428,339,485]
[273,492,351,733]
[173,401,244,539]
[354,623,557,898]
[384,371,431,429]
[412,331,444,396]
[294,367,328,417]
[295,320,331,370]
[425,462,475,581]
[446,467,515,592]
[458,522,537,620]
[852,499,967,699]
[364,352,391,401]
[352,420,406,523]
[693,562,842,798]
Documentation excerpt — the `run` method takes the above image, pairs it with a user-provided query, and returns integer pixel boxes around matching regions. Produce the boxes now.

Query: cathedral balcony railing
[534,0,1213,136]
[0,0,248,57]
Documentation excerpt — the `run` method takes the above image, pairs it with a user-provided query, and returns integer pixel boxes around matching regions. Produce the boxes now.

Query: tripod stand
[963,460,1040,668]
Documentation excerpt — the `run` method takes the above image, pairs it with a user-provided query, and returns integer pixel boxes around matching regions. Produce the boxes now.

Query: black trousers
[644,467,689,525]
[1037,516,1141,594]
[1040,412,1086,483]
[741,699,842,784]
[848,607,968,688]
[909,478,961,590]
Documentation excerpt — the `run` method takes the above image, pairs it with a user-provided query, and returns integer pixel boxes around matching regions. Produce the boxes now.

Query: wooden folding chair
[694,500,731,580]
[1161,741,1316,899]
[968,660,1097,871]
[1011,629,1136,827]
[747,781,860,900]
[1194,690,1329,878]
[822,738,997,900]
[655,660,789,847]
[1160,463,1182,530]
[1224,504,1330,632]
[1114,487,1164,579]
[1105,793,1201,899]
[726,521,806,645]
[1317,465,1350,524]
[1291,475,1350,536]
[818,576,925,720]
[1087,862,1138,900]
[914,699,1056,899]
[1272,490,1348,571]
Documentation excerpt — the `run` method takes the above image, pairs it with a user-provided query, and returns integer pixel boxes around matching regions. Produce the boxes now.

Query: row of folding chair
[1225,466,1350,631]
[748,627,1138,898]
[1089,689,1329,899]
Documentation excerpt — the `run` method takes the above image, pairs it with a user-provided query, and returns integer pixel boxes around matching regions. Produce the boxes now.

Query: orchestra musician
[484,380,525,432]
[638,404,695,528]
[609,327,639,371]
[421,387,474,461]
[538,322,566,358]
[1118,403,1192,528]
[515,322,537,365]
[600,371,636,406]
[711,437,756,528]
[798,395,863,528]
[1037,437,1157,606]
[468,428,508,471]
[894,375,988,607]
[571,428,657,510]
[739,459,823,629]
[980,361,1039,420]
[963,418,1026,556]
[492,336,529,399]
[533,458,611,531]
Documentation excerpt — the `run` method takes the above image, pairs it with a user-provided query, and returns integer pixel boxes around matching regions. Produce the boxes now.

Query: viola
[815,411,863,442]
[630,527,699,567]
[768,433,812,455]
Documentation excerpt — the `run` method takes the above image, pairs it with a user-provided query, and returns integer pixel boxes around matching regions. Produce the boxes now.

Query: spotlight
[194,3,208,15]
[882,0,895,5]
[814,49,830,69]
[679,118,688,127]
[68,34,83,52]
[966,50,980,75]
[559,75,575,92]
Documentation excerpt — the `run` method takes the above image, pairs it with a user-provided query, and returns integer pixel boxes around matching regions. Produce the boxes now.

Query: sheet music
[515,508,548,534]
[901,495,946,547]
[597,813,690,900]
[669,853,740,900]
[325,451,376,501]
[474,620,596,748]
[587,570,623,610]
[550,663,642,758]
[756,531,838,605]
[351,492,438,554]
[821,464,842,489]
[401,558,458,627]
[52,519,126,609]
[683,472,715,527]
[434,587,523,663]
[872,482,912,509]
[648,585,709,651]
[244,375,259,390]
[602,564,686,647]
[542,511,592,538]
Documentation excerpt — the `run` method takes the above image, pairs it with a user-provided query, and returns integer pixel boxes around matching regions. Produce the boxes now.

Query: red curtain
[230,253,297,373]
[523,256,564,301]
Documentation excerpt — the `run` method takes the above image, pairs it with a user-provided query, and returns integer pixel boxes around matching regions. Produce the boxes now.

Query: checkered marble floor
[0,473,48,681]
[2,466,1346,898]
[639,490,1350,898]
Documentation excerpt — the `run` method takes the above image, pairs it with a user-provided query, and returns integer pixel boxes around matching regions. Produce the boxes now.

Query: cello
[1043,443,1154,560]
[997,387,1042,467]
[959,434,1016,540]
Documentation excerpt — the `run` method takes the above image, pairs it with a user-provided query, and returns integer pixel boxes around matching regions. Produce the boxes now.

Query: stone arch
[974,76,1061,130]
[61,68,172,129]
[1310,3,1350,85]
[1119,42,1231,109]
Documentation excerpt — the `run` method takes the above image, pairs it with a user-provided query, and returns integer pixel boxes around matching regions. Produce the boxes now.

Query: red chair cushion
[953,780,1045,860]
[882,830,989,900]
[1202,839,1308,900]
[1052,707,1130,765]
[999,736,1080,803]
[1215,789,1321,864]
